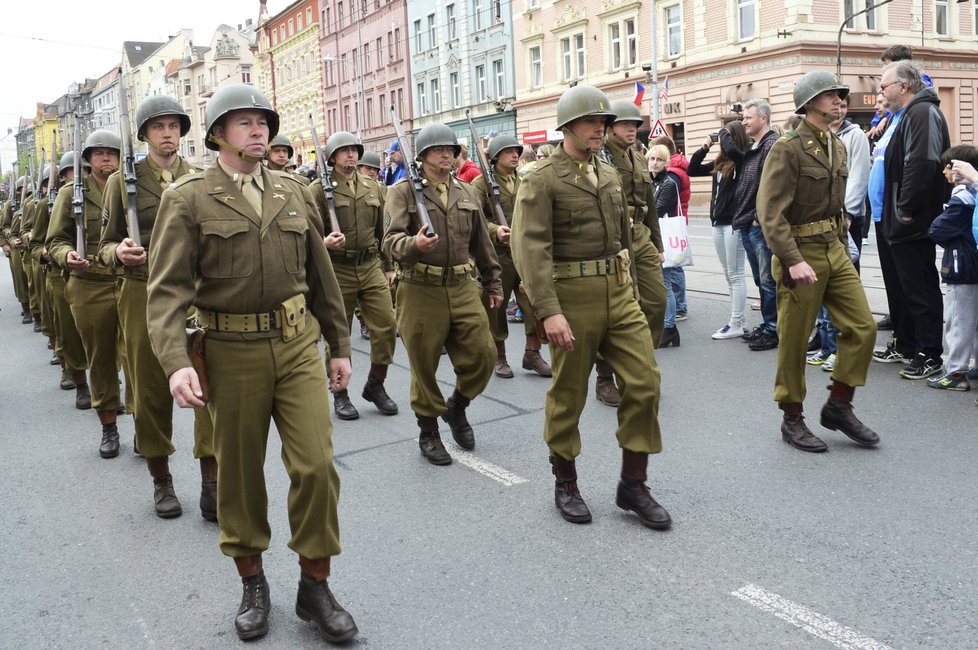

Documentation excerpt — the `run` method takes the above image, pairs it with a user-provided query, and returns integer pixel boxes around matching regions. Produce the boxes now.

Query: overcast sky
[0,0,293,170]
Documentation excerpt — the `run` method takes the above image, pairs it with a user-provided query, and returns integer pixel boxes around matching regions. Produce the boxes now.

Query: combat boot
[595,376,621,407]
[333,389,359,420]
[20,303,32,324]
[152,474,183,519]
[199,456,218,522]
[296,557,359,644]
[99,422,120,459]
[362,376,398,415]
[820,382,880,447]
[522,349,552,377]
[234,560,270,641]
[494,340,514,378]
[75,382,91,410]
[59,368,75,390]
[417,415,451,465]
[550,455,591,523]
[442,389,475,449]
[780,403,827,452]
[616,450,672,530]
[32,314,42,332]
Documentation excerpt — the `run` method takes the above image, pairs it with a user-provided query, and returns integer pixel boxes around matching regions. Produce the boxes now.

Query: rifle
[7,169,15,213]
[389,105,436,237]
[72,116,85,259]
[48,131,59,205]
[117,69,141,247]
[308,113,341,234]
[464,110,508,228]
[26,149,46,242]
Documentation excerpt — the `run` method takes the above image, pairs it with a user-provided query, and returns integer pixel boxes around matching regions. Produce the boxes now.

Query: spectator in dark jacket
[688,121,751,339]
[648,144,683,347]
[878,60,951,380]
[652,136,690,322]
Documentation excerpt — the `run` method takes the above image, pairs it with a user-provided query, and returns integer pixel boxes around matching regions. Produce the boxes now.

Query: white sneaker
[821,353,837,372]
[712,324,745,340]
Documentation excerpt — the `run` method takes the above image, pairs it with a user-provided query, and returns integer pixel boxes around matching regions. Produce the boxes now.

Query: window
[306,8,313,24]
[394,28,401,58]
[561,37,573,81]
[475,64,487,100]
[492,59,504,99]
[625,18,637,67]
[341,53,348,81]
[387,32,393,61]
[364,43,370,71]
[935,0,948,35]
[428,14,436,49]
[665,5,682,57]
[474,0,484,30]
[338,2,344,28]
[450,71,460,107]
[288,19,294,37]
[417,82,427,113]
[866,2,877,30]
[737,0,756,40]
[529,46,542,87]
[975,0,978,37]
[431,78,441,111]
[447,4,457,39]
[379,93,386,123]
[297,12,303,30]
[182,79,191,96]
[414,20,423,52]
[242,65,251,84]
[344,105,351,130]
[609,23,622,70]
[352,48,359,77]
[279,26,285,42]
[366,98,372,128]
[528,0,538,7]
[187,140,196,158]
[575,33,585,77]
[325,7,331,31]
[376,37,384,68]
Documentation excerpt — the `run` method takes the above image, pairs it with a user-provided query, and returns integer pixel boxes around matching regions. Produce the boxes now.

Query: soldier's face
[496,148,520,171]
[358,165,379,180]
[332,145,360,170]
[611,122,638,144]
[144,116,182,155]
[421,146,455,176]
[568,116,608,151]
[809,90,844,121]
[87,148,119,178]
[215,110,270,159]
[267,146,290,166]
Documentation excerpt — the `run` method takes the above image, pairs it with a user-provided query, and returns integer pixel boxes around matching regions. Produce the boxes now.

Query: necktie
[240,174,262,215]
[435,182,449,208]
[584,163,598,188]
[160,169,174,190]
[347,179,356,193]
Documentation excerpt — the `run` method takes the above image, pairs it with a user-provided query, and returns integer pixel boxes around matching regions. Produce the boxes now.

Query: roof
[124,41,164,68]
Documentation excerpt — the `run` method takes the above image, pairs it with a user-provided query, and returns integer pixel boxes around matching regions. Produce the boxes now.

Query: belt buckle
[441,266,451,284]
[579,261,587,277]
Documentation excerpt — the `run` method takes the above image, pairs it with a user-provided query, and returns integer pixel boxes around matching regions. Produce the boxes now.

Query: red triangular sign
[650,119,668,138]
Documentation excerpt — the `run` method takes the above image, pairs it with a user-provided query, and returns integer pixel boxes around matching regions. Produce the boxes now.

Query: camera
[641,63,652,72]
[709,132,719,143]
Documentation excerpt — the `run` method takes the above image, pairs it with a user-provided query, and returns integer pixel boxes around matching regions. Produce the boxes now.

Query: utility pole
[650,0,660,123]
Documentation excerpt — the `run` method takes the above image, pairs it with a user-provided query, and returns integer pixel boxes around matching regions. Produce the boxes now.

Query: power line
[0,33,120,53]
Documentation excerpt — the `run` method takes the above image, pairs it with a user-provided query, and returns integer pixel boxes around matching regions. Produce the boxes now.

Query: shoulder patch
[785,130,799,139]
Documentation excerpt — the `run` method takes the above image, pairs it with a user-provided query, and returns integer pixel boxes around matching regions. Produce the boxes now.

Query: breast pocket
[277,216,308,274]
[456,200,479,237]
[199,219,254,278]
[796,166,829,207]
[553,196,590,235]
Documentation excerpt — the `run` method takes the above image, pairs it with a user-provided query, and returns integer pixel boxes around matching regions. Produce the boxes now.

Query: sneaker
[876,314,893,330]
[926,372,971,391]
[508,308,524,323]
[741,325,764,342]
[806,350,831,366]
[748,330,779,351]
[676,311,688,321]
[968,366,978,381]
[750,300,762,311]
[821,353,836,372]
[712,324,744,340]
[872,341,907,364]
[899,354,942,380]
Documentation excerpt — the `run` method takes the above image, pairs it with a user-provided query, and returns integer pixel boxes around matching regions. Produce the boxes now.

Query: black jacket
[652,170,681,220]
[928,189,978,284]
[730,130,778,230]
[882,88,951,243]
[688,131,740,227]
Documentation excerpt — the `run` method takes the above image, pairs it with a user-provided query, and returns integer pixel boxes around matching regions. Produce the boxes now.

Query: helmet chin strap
[207,134,265,164]
[147,141,178,158]
[561,125,604,156]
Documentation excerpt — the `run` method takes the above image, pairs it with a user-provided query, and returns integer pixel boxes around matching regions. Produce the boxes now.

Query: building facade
[319,0,414,157]
[256,0,325,166]
[89,67,121,136]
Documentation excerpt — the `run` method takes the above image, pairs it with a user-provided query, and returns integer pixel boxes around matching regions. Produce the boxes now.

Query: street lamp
[324,54,366,138]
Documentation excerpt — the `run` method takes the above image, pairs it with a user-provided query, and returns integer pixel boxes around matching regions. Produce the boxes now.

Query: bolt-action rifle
[390,105,436,237]
[48,132,59,205]
[464,110,507,228]
[72,117,85,259]
[308,114,341,235]
[117,69,141,247]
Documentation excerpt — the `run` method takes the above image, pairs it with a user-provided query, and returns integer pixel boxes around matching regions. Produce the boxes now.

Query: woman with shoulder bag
[647,144,684,347]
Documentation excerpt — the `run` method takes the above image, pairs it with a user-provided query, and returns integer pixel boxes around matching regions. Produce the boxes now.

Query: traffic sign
[650,119,668,138]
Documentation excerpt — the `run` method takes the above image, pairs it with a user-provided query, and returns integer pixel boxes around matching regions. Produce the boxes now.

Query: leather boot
[594,373,621,408]
[21,303,32,324]
[780,403,827,452]
[549,455,591,523]
[199,456,218,522]
[147,456,182,518]
[333,389,359,420]
[522,349,552,377]
[441,389,475,449]
[417,415,451,465]
[75,383,92,410]
[59,368,75,390]
[99,422,120,459]
[296,557,359,644]
[820,383,879,446]
[362,376,398,415]
[616,450,672,530]
[358,317,370,340]
[494,340,513,378]
[233,556,269,641]
[49,352,60,366]
[32,314,42,332]
[660,326,681,348]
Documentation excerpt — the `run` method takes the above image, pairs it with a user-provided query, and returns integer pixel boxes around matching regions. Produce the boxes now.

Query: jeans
[712,225,747,329]
[662,267,686,328]
[817,306,838,355]
[740,225,777,333]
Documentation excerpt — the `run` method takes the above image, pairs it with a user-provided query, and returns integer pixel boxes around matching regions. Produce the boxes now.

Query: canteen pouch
[279,294,307,342]
[615,249,631,286]
[186,328,209,404]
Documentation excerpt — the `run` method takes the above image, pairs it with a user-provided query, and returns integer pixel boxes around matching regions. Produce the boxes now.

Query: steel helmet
[204,83,279,151]
[40,165,52,184]
[136,96,191,141]
[323,131,363,163]
[15,175,28,190]
[610,100,643,125]
[556,85,617,130]
[358,151,382,170]
[415,124,460,158]
[267,133,294,158]
[487,134,523,161]
[58,151,79,177]
[82,129,122,161]
[793,71,849,114]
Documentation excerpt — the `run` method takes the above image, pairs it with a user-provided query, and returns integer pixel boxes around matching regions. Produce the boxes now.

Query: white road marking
[452,449,528,486]
[731,584,895,650]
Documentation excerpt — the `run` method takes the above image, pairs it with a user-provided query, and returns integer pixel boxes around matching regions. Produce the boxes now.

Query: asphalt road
[1,238,975,649]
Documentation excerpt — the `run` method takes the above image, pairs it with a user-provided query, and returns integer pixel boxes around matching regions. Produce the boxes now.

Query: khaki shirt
[757,119,848,268]
[604,139,663,252]
[98,156,201,278]
[310,171,385,254]
[47,176,113,278]
[382,174,502,295]
[511,145,630,320]
[470,168,517,251]
[146,163,351,376]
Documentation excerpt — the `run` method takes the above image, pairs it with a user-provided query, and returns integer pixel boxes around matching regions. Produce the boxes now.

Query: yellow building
[32,103,60,173]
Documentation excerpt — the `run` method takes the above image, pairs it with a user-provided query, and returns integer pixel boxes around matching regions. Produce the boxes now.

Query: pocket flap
[277,216,308,233]
[201,219,249,239]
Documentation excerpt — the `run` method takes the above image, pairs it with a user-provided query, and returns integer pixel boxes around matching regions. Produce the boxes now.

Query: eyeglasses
[879,81,902,92]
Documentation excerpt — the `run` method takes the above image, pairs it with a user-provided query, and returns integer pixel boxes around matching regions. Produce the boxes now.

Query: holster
[279,293,307,342]
[186,328,209,404]
[615,249,631,286]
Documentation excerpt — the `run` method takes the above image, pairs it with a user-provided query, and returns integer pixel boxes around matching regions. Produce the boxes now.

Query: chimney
[246,18,253,27]
[238,24,242,31]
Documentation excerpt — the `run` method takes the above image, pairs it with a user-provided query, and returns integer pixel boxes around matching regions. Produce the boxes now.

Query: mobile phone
[709,132,719,143]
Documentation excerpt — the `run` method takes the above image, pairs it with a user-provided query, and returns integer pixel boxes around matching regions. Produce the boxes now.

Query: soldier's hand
[66,250,91,272]
[41,247,49,261]
[543,314,575,352]
[414,224,439,253]
[788,261,818,285]
[324,232,346,250]
[488,292,504,309]
[1,244,9,257]
[169,367,206,408]
[13,238,24,250]
[384,271,396,288]
[951,159,978,185]
[495,225,511,244]
[116,238,147,267]
[329,357,352,392]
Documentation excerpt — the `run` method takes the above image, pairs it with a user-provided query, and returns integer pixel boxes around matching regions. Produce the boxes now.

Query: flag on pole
[660,76,670,101]
[633,81,645,107]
